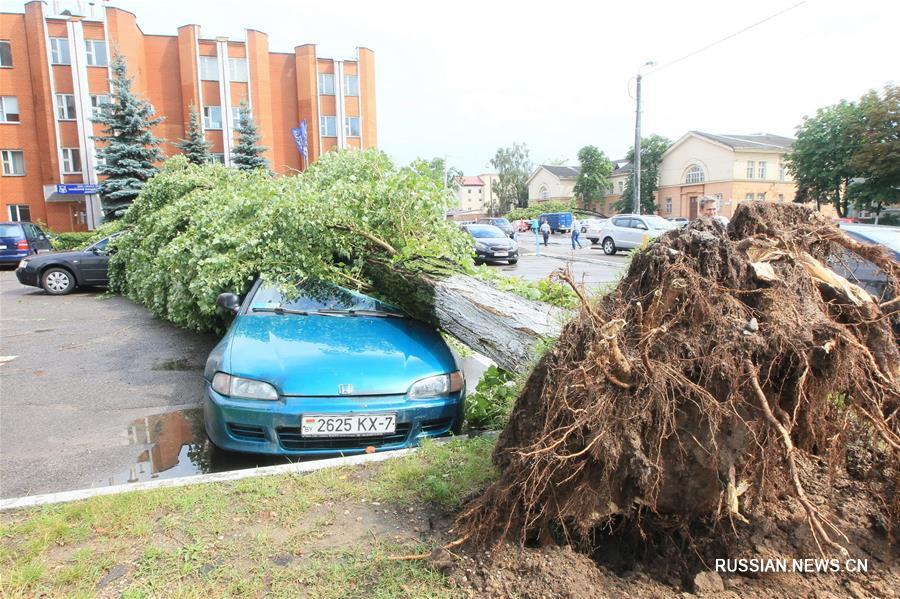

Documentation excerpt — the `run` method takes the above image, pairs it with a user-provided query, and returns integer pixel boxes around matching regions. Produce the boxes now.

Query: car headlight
[211,372,279,400]
[17,259,30,269]
[474,241,488,251]
[408,371,464,399]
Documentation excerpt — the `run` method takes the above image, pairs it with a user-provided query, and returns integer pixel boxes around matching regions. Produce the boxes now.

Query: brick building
[0,1,377,231]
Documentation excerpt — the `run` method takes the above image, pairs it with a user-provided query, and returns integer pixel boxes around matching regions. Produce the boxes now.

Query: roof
[540,165,581,179]
[455,176,484,187]
[611,161,633,176]
[691,132,795,151]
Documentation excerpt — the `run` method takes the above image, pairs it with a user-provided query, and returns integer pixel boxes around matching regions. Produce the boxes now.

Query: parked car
[668,217,689,227]
[476,217,514,238]
[539,212,574,233]
[15,233,121,295]
[581,218,608,243]
[598,214,678,255]
[834,223,900,300]
[203,279,464,456]
[0,221,53,267]
[462,224,519,265]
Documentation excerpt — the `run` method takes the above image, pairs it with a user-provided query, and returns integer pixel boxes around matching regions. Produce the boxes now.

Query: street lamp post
[632,61,656,215]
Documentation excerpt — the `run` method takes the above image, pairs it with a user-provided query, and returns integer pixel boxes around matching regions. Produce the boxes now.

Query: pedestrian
[571,223,583,249]
[539,219,551,246]
[698,196,728,226]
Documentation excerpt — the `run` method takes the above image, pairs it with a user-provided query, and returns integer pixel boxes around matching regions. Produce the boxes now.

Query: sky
[44,0,900,173]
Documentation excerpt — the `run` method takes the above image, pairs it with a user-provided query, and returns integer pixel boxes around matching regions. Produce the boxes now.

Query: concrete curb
[0,446,421,512]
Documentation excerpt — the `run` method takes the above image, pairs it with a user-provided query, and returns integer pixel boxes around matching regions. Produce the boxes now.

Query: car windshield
[467,225,506,238]
[0,224,23,237]
[249,280,404,316]
[643,216,678,230]
[843,228,900,259]
[491,218,510,226]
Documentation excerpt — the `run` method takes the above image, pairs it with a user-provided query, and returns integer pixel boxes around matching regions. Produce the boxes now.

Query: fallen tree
[109,153,569,372]
[455,202,899,563]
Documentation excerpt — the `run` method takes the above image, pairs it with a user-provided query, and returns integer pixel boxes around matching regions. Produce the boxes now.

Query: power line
[649,1,807,76]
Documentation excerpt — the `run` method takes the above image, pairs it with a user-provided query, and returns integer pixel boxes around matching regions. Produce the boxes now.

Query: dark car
[834,223,900,300]
[15,234,120,295]
[462,224,519,265]
[0,221,53,267]
[476,217,514,238]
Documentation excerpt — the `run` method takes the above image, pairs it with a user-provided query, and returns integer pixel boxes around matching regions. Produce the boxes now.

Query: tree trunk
[363,260,569,373]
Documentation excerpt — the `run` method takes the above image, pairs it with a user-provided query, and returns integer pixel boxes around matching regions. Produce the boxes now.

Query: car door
[30,224,53,253]
[79,237,111,284]
[630,218,650,247]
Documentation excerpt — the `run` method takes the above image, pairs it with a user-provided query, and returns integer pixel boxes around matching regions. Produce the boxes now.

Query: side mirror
[216,292,241,315]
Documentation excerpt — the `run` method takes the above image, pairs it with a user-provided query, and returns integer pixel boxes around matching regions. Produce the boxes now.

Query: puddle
[94,408,303,488]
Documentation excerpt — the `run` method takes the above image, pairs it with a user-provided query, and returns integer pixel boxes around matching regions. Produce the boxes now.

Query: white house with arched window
[656,131,799,219]
[527,165,580,205]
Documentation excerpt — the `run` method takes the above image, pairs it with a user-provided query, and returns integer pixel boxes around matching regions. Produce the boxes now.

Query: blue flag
[291,120,308,159]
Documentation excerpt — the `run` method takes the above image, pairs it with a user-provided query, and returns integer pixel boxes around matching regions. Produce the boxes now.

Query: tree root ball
[458,202,899,560]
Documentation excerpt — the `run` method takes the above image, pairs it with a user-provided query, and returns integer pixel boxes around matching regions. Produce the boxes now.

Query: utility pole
[632,61,655,214]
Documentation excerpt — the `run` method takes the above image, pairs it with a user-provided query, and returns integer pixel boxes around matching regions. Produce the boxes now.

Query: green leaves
[616,134,670,214]
[573,145,613,206]
[464,366,518,430]
[109,150,474,333]
[490,143,532,212]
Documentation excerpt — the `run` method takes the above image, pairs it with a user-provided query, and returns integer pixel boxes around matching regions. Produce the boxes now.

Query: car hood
[24,250,92,264]
[475,236,515,246]
[222,313,457,396]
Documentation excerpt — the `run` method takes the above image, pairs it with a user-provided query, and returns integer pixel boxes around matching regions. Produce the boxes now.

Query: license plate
[493,251,508,257]
[301,413,396,437]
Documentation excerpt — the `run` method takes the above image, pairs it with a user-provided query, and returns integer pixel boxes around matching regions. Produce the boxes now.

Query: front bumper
[204,386,464,456]
[15,263,40,287]
[475,249,518,262]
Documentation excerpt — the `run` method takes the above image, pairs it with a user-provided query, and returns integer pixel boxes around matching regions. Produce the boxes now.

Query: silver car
[598,214,678,255]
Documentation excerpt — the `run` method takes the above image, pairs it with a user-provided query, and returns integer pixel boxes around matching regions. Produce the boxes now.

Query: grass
[0,437,495,598]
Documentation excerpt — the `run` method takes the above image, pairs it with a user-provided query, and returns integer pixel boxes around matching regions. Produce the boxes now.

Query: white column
[335,60,346,149]
[217,37,233,165]
[67,19,102,229]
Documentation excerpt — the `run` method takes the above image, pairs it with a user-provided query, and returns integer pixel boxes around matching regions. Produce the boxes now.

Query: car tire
[474,259,483,266]
[508,258,518,265]
[42,267,76,295]
[602,238,617,255]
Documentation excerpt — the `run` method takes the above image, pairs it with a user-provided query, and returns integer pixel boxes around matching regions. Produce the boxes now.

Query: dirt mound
[457,202,899,578]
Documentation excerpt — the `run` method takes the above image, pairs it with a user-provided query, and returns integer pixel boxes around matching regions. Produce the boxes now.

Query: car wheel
[602,238,617,255]
[508,258,518,265]
[474,259,483,266]
[42,267,76,295]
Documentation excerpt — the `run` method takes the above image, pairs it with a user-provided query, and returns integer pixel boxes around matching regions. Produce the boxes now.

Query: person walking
[539,220,551,246]
[571,223,583,250]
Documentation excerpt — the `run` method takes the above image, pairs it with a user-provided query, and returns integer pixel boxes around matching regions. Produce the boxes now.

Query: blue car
[203,279,464,456]
[0,221,53,267]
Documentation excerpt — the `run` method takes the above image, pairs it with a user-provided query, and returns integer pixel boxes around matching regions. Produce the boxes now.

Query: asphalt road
[0,249,626,499]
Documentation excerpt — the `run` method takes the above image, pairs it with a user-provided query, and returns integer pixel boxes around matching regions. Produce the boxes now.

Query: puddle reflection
[95,408,308,488]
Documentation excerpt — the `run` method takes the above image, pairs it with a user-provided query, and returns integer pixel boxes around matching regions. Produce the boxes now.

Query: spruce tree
[93,54,164,214]
[231,102,269,171]
[175,105,212,165]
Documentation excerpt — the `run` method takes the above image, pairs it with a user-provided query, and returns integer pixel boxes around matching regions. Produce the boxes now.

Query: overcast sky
[96,0,900,172]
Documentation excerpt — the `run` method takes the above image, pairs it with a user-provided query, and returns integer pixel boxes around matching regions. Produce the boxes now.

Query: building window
[61,148,81,174]
[319,115,337,137]
[777,193,785,203]
[0,96,19,123]
[56,94,76,120]
[540,185,549,200]
[50,37,70,65]
[90,94,111,118]
[344,74,359,96]
[758,161,767,179]
[757,193,766,200]
[779,163,785,180]
[229,58,248,82]
[344,116,360,137]
[84,40,108,66]
[8,204,31,221]
[745,193,754,200]
[746,160,755,178]
[200,56,218,81]
[665,197,672,213]
[203,106,222,129]
[618,180,624,193]
[467,189,472,194]
[0,40,11,68]
[210,153,225,164]
[684,165,705,184]
[318,73,335,95]
[1,150,25,175]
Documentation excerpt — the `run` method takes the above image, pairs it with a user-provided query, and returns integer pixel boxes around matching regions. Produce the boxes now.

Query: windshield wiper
[251,307,341,317]
[315,308,406,318]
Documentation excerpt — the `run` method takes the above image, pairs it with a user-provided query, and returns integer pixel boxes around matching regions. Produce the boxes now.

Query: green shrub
[472,267,579,309]
[465,366,518,430]
[50,221,124,250]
